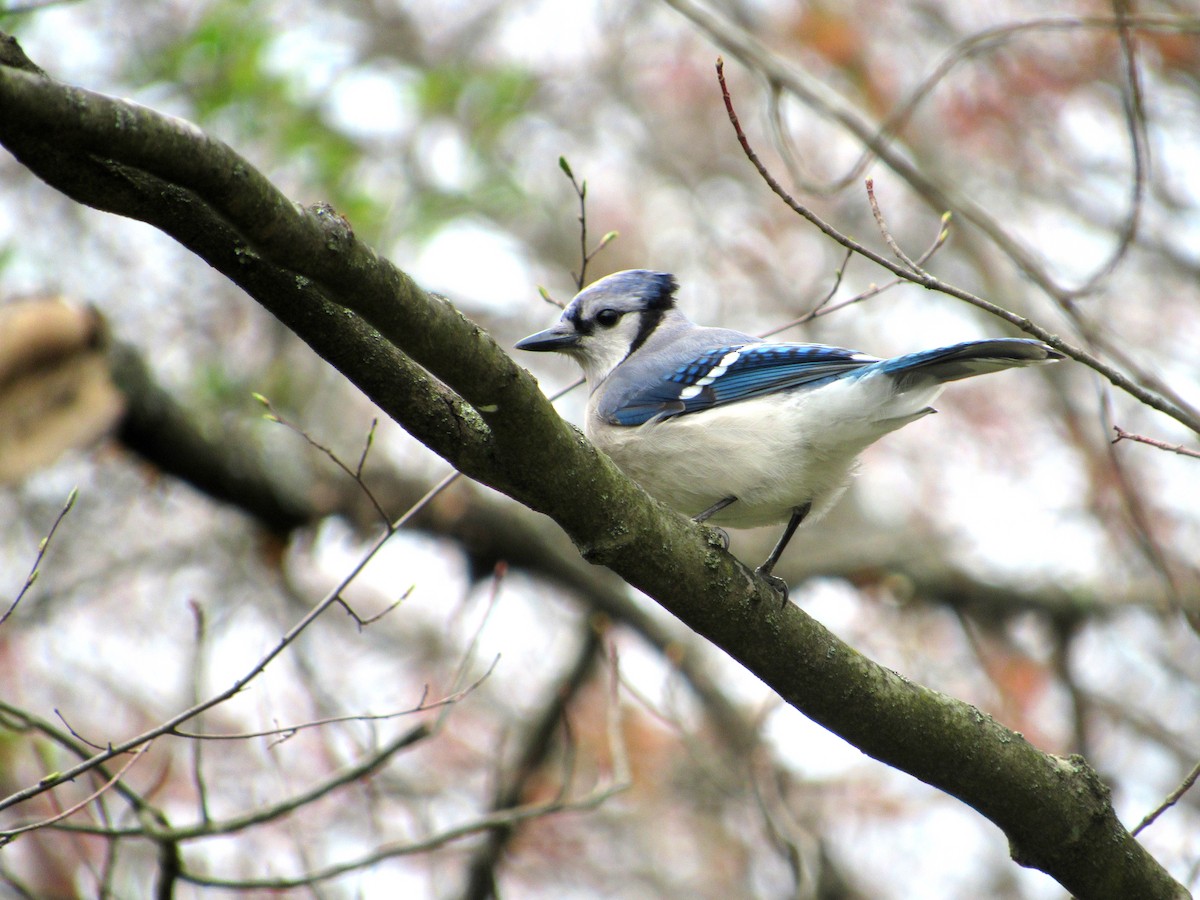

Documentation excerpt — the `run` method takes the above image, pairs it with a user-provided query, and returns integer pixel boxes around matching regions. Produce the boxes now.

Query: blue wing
[605,343,876,426]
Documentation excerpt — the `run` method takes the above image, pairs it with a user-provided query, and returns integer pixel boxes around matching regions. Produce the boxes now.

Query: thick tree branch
[0,35,1186,898]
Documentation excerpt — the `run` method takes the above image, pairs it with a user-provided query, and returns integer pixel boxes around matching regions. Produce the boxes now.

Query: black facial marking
[565,304,593,335]
[627,307,665,356]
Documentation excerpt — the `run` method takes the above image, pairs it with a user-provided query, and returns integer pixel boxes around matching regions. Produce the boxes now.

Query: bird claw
[755,568,790,606]
[704,525,730,551]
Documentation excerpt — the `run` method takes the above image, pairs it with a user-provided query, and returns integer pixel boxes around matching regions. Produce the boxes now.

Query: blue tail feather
[874,338,1062,387]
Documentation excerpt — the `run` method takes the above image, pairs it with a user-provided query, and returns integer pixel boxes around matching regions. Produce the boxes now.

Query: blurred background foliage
[1,0,1199,897]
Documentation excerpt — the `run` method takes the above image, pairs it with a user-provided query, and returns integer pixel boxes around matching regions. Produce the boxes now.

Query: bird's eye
[595,309,622,328]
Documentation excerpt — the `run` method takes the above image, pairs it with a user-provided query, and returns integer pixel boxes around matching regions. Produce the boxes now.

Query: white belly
[587,376,938,529]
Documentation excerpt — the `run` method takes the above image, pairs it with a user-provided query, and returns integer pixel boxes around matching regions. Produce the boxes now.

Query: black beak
[515,322,580,352]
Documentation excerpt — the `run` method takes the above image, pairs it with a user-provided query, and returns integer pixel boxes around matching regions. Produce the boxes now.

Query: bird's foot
[754,567,790,607]
[704,525,730,551]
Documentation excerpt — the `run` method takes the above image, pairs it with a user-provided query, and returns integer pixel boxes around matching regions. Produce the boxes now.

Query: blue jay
[516,270,1063,597]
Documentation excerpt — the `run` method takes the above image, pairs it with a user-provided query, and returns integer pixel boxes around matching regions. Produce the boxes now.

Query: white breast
[587,374,941,529]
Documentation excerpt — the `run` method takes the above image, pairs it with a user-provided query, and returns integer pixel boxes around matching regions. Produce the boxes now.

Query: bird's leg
[756,502,811,605]
[694,496,736,523]
[693,496,736,550]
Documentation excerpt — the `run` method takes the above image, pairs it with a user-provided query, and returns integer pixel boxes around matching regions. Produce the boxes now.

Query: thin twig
[713,57,1200,438]
[1098,391,1181,603]
[559,157,618,291]
[337,584,414,630]
[804,247,854,318]
[866,178,924,274]
[171,656,498,742]
[748,753,806,893]
[758,246,856,341]
[705,5,1200,426]
[567,156,590,290]
[760,210,950,339]
[1112,426,1200,460]
[187,600,212,824]
[0,471,462,815]
[1,487,77,627]
[176,771,631,891]
[0,701,155,819]
[684,2,1188,297]
[602,639,631,786]
[1132,757,1200,836]
[355,418,378,479]
[37,638,499,846]
[0,743,152,846]
[1068,0,1147,298]
[167,639,628,890]
[52,709,111,752]
[537,285,565,310]
[253,394,390,528]
[439,563,508,733]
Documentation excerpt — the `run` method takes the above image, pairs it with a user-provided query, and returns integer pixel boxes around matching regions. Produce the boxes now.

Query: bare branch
[559,157,617,291]
[0,744,152,846]
[1066,0,1148,297]
[174,632,630,893]
[0,470,461,815]
[1132,757,1200,836]
[1097,392,1186,605]
[186,600,212,825]
[0,486,76,627]
[677,1,1194,298]
[1113,426,1200,460]
[337,584,414,631]
[170,656,498,742]
[177,772,631,891]
[254,393,392,528]
[865,178,926,276]
[761,212,950,339]
[713,57,1200,438]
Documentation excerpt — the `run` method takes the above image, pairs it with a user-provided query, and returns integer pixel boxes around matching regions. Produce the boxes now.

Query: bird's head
[515,269,678,384]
